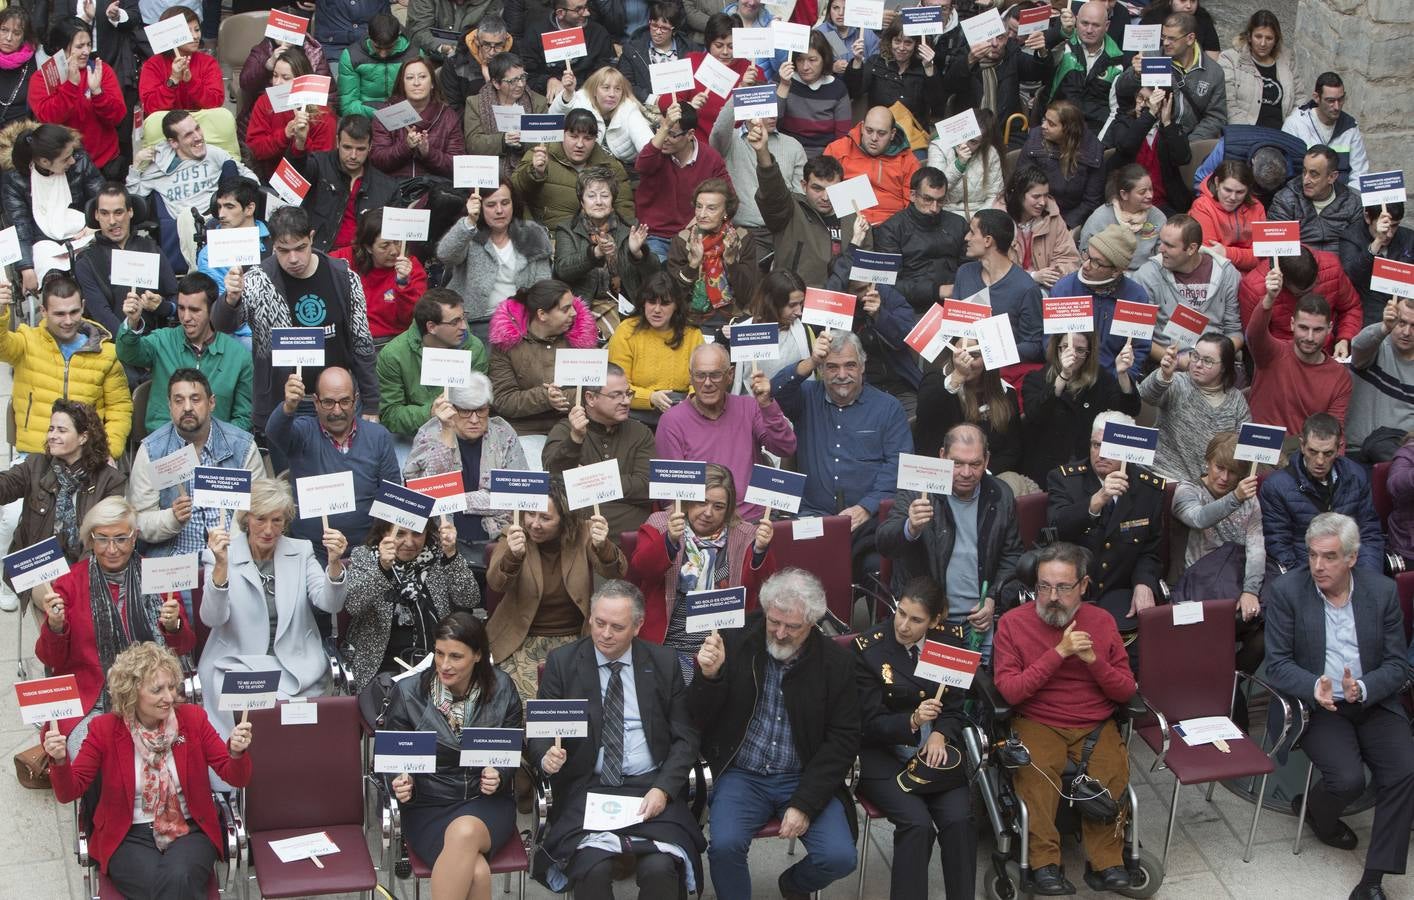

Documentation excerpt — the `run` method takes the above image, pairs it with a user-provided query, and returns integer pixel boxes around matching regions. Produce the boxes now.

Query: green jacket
[115,324,255,432]
[338,35,420,119]
[375,321,491,438]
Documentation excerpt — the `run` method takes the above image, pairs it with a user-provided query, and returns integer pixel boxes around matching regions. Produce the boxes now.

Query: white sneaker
[0,586,17,612]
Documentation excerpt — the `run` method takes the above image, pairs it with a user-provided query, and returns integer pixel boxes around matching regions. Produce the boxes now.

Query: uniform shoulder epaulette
[1137,469,1167,490]
[1058,462,1090,477]
[855,623,887,651]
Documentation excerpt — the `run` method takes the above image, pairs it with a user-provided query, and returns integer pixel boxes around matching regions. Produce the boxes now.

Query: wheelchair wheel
[1118,849,1164,898]
[985,860,1025,900]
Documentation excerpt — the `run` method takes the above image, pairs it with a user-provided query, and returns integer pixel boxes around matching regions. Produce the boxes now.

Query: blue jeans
[645,235,672,263]
[707,769,857,897]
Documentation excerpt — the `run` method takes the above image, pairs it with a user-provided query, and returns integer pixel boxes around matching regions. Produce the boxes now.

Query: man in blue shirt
[952,209,1045,363]
[771,328,911,581]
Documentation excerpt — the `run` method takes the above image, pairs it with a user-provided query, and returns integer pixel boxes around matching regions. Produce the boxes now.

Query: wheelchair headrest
[84,193,151,231]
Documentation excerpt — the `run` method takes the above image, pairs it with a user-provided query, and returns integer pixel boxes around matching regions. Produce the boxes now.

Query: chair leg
[517,869,526,900]
[1205,782,1216,802]
[856,814,872,900]
[1162,778,1181,869]
[1293,762,1314,855]
[1244,774,1268,862]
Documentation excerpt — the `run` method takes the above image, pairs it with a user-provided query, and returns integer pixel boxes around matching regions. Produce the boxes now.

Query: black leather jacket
[0,147,105,272]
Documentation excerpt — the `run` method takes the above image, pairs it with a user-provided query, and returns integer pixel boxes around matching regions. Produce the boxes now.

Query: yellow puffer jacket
[0,306,132,455]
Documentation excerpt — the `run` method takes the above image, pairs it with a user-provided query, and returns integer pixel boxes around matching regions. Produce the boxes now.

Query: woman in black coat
[0,7,37,128]
[847,18,935,131]
[913,338,1023,474]
[1104,77,1194,214]
[0,123,104,294]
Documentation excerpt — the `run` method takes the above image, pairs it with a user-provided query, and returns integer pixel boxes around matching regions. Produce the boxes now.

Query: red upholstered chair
[77,790,235,899]
[1014,491,1048,549]
[1135,600,1294,867]
[771,515,855,630]
[403,835,529,899]
[243,696,377,898]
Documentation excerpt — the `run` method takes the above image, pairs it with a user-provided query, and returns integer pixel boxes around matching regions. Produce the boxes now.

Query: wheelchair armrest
[1135,694,1172,772]
[72,800,91,869]
[1118,691,1149,722]
[853,575,897,618]
[326,637,353,696]
[1157,579,1171,602]
[972,667,1013,723]
[532,764,555,845]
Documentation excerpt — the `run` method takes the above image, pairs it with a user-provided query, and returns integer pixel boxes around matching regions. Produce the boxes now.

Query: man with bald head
[266,365,401,559]
[1047,0,1125,132]
[823,106,921,226]
[655,343,797,521]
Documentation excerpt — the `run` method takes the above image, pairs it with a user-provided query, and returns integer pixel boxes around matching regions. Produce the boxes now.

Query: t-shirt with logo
[1255,62,1284,129]
[1171,254,1215,308]
[280,260,349,393]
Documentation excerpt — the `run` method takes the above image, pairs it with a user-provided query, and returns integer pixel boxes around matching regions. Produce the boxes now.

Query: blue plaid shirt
[734,655,802,776]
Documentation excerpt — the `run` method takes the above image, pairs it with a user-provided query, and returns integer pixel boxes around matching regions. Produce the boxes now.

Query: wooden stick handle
[1249,460,1258,478]
[240,709,249,725]
[321,514,329,532]
[513,509,520,528]
[934,683,947,701]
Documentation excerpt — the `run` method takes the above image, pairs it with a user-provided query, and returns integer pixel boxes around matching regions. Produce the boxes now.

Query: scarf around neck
[129,710,189,851]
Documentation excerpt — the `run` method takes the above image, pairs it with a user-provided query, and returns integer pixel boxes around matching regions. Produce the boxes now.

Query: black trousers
[107,821,217,900]
[1304,702,1414,874]
[857,775,976,900]
[575,850,684,900]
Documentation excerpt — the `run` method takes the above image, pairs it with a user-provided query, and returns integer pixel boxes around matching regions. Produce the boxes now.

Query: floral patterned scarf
[690,224,735,312]
[129,711,188,851]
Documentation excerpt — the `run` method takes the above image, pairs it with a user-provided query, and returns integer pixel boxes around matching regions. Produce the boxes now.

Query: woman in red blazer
[34,497,196,755]
[627,463,776,680]
[44,642,253,898]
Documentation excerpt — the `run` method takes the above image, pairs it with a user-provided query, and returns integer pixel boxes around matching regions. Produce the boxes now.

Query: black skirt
[402,792,518,864]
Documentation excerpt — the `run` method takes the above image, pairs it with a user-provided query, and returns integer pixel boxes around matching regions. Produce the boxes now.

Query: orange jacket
[822,123,920,226]
[1189,184,1267,273]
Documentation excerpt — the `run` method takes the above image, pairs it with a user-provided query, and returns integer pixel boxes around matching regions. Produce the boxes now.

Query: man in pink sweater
[1247,265,1352,437]
[993,542,1137,896]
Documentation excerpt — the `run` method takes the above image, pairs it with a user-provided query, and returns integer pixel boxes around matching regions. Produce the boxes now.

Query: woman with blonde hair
[548,65,655,165]
[1018,99,1104,229]
[197,477,348,736]
[45,642,253,898]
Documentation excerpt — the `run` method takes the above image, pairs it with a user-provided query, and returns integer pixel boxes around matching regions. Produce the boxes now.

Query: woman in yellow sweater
[606,271,703,426]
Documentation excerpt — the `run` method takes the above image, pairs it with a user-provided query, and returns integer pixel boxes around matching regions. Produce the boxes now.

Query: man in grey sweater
[709,111,806,262]
[1347,296,1414,462]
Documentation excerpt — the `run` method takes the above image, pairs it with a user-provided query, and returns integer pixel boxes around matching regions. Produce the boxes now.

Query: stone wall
[1291,0,1414,172]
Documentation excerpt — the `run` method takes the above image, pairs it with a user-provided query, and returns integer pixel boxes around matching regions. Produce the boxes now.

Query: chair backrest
[129,379,152,451]
[1136,599,1237,722]
[1180,138,1219,195]
[1015,491,1048,549]
[875,499,894,587]
[619,529,639,560]
[244,696,366,833]
[1159,479,1181,582]
[1372,461,1392,530]
[217,12,270,95]
[831,632,856,649]
[771,515,854,626]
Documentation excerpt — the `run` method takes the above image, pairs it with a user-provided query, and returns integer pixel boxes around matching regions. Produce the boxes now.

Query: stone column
[1290,0,1414,171]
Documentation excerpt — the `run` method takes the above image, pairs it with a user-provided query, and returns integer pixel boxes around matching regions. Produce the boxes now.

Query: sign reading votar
[743,464,806,513]
[459,727,524,768]
[684,586,747,633]
[373,731,438,774]
[1098,421,1159,466]
[524,699,590,738]
[369,481,437,532]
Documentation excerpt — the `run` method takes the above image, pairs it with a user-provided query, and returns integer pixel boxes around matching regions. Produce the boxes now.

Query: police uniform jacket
[1045,459,1166,598]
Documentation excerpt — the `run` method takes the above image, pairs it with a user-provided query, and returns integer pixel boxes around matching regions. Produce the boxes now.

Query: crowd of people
[6,0,1414,896]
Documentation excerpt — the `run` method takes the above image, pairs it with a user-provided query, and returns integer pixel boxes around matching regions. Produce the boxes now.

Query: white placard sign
[374,99,423,130]
[145,16,192,54]
[1122,23,1161,52]
[204,226,262,268]
[694,53,740,98]
[826,174,878,217]
[492,105,522,132]
[959,8,1005,46]
[649,58,696,95]
[973,314,1020,369]
[732,27,775,59]
[381,208,431,242]
[296,471,357,518]
[420,348,474,388]
[554,348,610,386]
[843,0,884,29]
[452,155,500,189]
[897,453,954,495]
[772,21,810,52]
[563,459,624,511]
[150,444,199,490]
[111,249,161,290]
[584,793,647,831]
[935,108,982,149]
[0,226,22,266]
[141,553,199,594]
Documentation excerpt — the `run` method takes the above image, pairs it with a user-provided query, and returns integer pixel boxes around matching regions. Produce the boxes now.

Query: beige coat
[1218,46,1295,127]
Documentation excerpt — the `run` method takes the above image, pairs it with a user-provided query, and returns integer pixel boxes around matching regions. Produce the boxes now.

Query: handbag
[13,743,51,790]
[1068,723,1119,823]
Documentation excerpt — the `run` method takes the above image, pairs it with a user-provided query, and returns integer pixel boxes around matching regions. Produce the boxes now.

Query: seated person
[552,165,661,318]
[1047,225,1152,379]
[1078,165,1166,273]
[605,273,703,423]
[726,271,816,397]
[435,15,511,112]
[819,263,925,418]
[266,368,400,555]
[629,463,775,677]
[992,541,1137,895]
[664,173,762,336]
[486,487,627,701]
[709,112,807,260]
[1047,411,1166,643]
[1347,297,1414,463]
[1346,204,1414,325]
[198,477,347,736]
[0,124,102,294]
[74,183,178,341]
[822,106,920,227]
[547,66,655,166]
[462,52,549,184]
[521,0,617,99]
[654,14,762,143]
[751,135,856,289]
[385,613,521,899]
[914,339,1023,471]
[690,569,860,899]
[35,497,195,756]
[137,8,221,114]
[1018,99,1104,229]
[999,166,1080,295]
[245,45,337,179]
[330,209,429,346]
[1188,159,1267,273]
[403,376,528,550]
[1267,145,1365,257]
[774,31,851,158]
[1236,246,1360,358]
[640,103,731,263]
[853,576,977,900]
[874,167,968,313]
[195,178,270,312]
[369,58,465,181]
[877,423,1022,653]
[1137,335,1250,483]
[44,643,253,898]
[1021,333,1139,488]
[512,108,635,232]
[1246,277,1351,435]
[1103,79,1194,214]
[925,108,1006,221]
[289,113,398,253]
[845,25,935,148]
[29,17,125,177]
[1263,513,1414,900]
[618,1,697,104]
[532,582,706,898]
[236,24,334,137]
[952,209,1044,363]
[1259,413,1385,575]
[1389,436,1414,573]
[376,289,489,439]
[337,13,418,119]
[543,365,655,535]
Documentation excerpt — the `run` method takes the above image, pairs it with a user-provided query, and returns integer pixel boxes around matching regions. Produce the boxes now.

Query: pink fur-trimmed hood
[487,295,599,351]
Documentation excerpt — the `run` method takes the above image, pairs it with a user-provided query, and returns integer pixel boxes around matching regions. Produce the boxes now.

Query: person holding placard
[690,568,861,899]
[652,13,763,143]
[369,58,465,179]
[74,184,180,343]
[1047,224,1154,379]
[1280,71,1370,185]
[548,66,656,166]
[522,0,617,98]
[1346,297,1414,463]
[1021,331,1139,486]
[245,45,336,178]
[553,164,661,311]
[198,476,348,736]
[814,0,878,77]
[236,22,334,138]
[1137,333,1247,482]
[1112,12,1226,143]
[0,124,103,294]
[822,106,919,227]
[531,581,706,898]
[726,270,816,395]
[1046,411,1166,645]
[852,576,977,900]
[1134,214,1244,364]
[377,289,490,439]
[330,208,429,344]
[1077,165,1166,274]
[513,108,637,231]
[335,14,419,119]
[346,518,482,690]
[875,166,969,310]
[638,103,731,263]
[997,166,1080,293]
[194,178,270,318]
[1346,204,1414,325]
[36,497,195,754]
[617,1,697,103]
[45,642,253,898]
[926,112,1007,222]
[774,30,850,158]
[1103,76,1195,214]
[951,208,1045,363]
[1237,247,1360,358]
[289,114,400,253]
[462,51,551,180]
[1267,145,1366,257]
[1247,270,1352,436]
[28,17,125,172]
[0,272,132,455]
[136,8,220,114]
[382,611,523,900]
[487,485,627,700]
[666,176,758,333]
[749,123,857,286]
[992,541,1136,895]
[606,272,704,419]
[846,22,935,147]
[1045,1,1124,134]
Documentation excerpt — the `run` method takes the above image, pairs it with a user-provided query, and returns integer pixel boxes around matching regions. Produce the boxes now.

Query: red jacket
[28,57,126,167]
[369,100,465,180]
[1188,187,1266,273]
[329,246,428,338]
[35,561,196,738]
[50,704,251,872]
[1237,246,1361,351]
[657,52,763,144]
[245,93,336,165]
[138,51,225,113]
[627,515,776,643]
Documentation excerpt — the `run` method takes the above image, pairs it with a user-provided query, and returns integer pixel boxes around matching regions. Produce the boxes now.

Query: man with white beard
[993,542,1136,895]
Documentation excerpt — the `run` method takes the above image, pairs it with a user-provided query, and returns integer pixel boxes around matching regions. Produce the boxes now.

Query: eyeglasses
[667,129,689,140]
[477,37,509,51]
[691,370,728,382]
[1083,254,1117,270]
[437,315,467,329]
[499,74,528,85]
[317,397,356,411]
[92,532,135,549]
[1189,353,1221,368]
[648,19,674,30]
[595,390,635,402]
[1035,581,1080,597]
[453,406,489,421]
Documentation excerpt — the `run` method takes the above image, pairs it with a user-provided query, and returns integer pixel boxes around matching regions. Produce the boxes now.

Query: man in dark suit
[531,581,706,898]
[1265,512,1414,900]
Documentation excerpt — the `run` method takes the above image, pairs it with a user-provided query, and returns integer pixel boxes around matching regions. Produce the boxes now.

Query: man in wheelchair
[993,541,1137,895]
